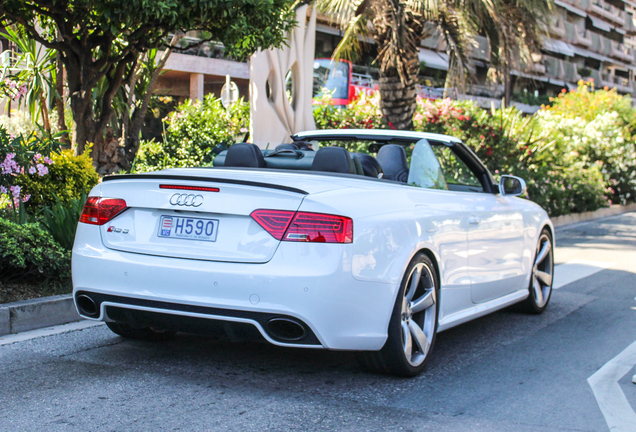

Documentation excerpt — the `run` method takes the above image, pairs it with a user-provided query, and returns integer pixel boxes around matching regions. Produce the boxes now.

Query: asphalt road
[1,213,636,432]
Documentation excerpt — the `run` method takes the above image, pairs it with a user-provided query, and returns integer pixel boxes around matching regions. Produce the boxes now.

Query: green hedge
[0,218,71,281]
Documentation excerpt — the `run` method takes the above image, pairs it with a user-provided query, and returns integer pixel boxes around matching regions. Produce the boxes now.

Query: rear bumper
[72,224,398,350]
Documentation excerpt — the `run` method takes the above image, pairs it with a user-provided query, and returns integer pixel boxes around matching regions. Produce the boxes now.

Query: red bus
[312,58,378,105]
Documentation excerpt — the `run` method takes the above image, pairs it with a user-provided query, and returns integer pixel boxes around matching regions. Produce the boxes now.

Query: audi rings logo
[169,193,204,207]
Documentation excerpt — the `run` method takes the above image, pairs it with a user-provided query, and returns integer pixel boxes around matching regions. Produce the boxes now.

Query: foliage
[0,111,39,137]
[14,148,99,211]
[412,96,609,216]
[316,0,551,129]
[0,0,297,155]
[133,96,249,172]
[313,91,386,152]
[525,164,608,217]
[0,218,71,281]
[535,83,636,205]
[40,192,87,250]
[1,127,60,208]
[0,26,56,133]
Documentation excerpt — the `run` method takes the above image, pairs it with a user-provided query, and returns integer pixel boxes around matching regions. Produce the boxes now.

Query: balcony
[545,56,565,79]
[590,0,625,25]
[517,53,546,74]
[562,61,582,82]
[546,17,567,39]
[589,68,602,84]
[573,0,590,10]
[564,22,592,47]
[591,33,613,55]
[421,23,447,51]
[625,13,636,35]
[610,40,634,61]
[470,35,490,61]
[604,74,633,93]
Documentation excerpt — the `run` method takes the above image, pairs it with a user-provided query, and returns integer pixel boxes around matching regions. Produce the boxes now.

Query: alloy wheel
[400,262,437,367]
[532,233,553,308]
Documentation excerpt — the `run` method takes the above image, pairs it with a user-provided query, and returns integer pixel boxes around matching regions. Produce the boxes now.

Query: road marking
[588,340,636,432]
[0,320,104,347]
[553,259,615,289]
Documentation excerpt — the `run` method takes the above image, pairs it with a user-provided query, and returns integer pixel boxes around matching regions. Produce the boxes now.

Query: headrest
[224,143,265,168]
[293,141,315,151]
[353,153,384,178]
[376,144,409,182]
[311,146,355,174]
[275,143,299,151]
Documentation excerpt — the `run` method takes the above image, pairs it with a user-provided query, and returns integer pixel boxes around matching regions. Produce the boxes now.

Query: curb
[1,204,635,337]
[551,203,636,228]
[0,294,81,337]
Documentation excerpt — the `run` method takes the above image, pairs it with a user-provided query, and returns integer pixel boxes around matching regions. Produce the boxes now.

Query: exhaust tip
[266,318,307,342]
[76,294,98,317]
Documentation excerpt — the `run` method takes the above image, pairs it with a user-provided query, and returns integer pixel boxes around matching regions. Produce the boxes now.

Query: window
[407,139,448,190]
[430,145,484,193]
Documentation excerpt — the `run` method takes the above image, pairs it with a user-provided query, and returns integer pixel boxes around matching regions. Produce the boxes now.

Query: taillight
[250,209,295,240]
[251,209,353,243]
[79,197,128,225]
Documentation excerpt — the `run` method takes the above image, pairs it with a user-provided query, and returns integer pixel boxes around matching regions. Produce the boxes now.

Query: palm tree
[1,26,56,133]
[316,0,552,130]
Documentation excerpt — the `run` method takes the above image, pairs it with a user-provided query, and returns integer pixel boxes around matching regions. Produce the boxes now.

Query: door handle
[468,215,481,225]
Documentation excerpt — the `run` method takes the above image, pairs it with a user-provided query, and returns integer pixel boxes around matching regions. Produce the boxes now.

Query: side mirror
[499,175,527,197]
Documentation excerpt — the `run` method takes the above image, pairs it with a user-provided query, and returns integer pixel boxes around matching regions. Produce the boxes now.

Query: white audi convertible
[73,129,554,376]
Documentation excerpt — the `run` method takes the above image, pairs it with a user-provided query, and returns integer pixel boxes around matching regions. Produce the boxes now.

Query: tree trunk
[38,93,51,134]
[119,33,183,171]
[378,70,418,130]
[55,52,69,145]
[70,89,94,155]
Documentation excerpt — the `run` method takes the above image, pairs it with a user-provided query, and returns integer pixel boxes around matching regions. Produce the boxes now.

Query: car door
[430,144,526,304]
[405,140,473,320]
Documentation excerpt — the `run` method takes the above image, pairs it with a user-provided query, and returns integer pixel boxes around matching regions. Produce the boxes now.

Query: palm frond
[315,0,366,27]
[331,13,371,62]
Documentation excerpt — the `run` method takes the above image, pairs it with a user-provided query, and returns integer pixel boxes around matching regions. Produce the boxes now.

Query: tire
[360,252,439,377]
[519,228,554,314]
[106,321,176,342]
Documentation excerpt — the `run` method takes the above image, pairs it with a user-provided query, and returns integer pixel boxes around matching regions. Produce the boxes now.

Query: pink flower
[33,153,42,161]
[1,153,20,174]
[28,166,36,175]
[36,163,48,176]
[14,84,27,99]
[9,185,20,197]
[22,194,30,203]
[0,185,7,194]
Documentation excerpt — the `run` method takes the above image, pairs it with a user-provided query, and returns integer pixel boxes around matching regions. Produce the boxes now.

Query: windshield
[313,59,350,100]
[407,139,448,190]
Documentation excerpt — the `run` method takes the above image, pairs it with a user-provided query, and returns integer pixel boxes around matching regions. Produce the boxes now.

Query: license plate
[157,216,219,242]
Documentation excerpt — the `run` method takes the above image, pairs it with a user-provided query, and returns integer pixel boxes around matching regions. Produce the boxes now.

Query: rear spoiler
[102,174,309,195]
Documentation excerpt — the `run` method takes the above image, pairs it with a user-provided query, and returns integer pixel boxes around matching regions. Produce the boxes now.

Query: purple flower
[0,185,7,194]
[36,163,49,176]
[28,166,36,175]
[9,185,20,197]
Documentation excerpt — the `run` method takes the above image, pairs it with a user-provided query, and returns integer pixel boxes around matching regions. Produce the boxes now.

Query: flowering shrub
[536,83,636,205]
[314,91,385,130]
[313,91,386,152]
[133,95,249,172]
[0,128,56,209]
[14,148,99,211]
[0,79,28,102]
[412,97,608,215]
